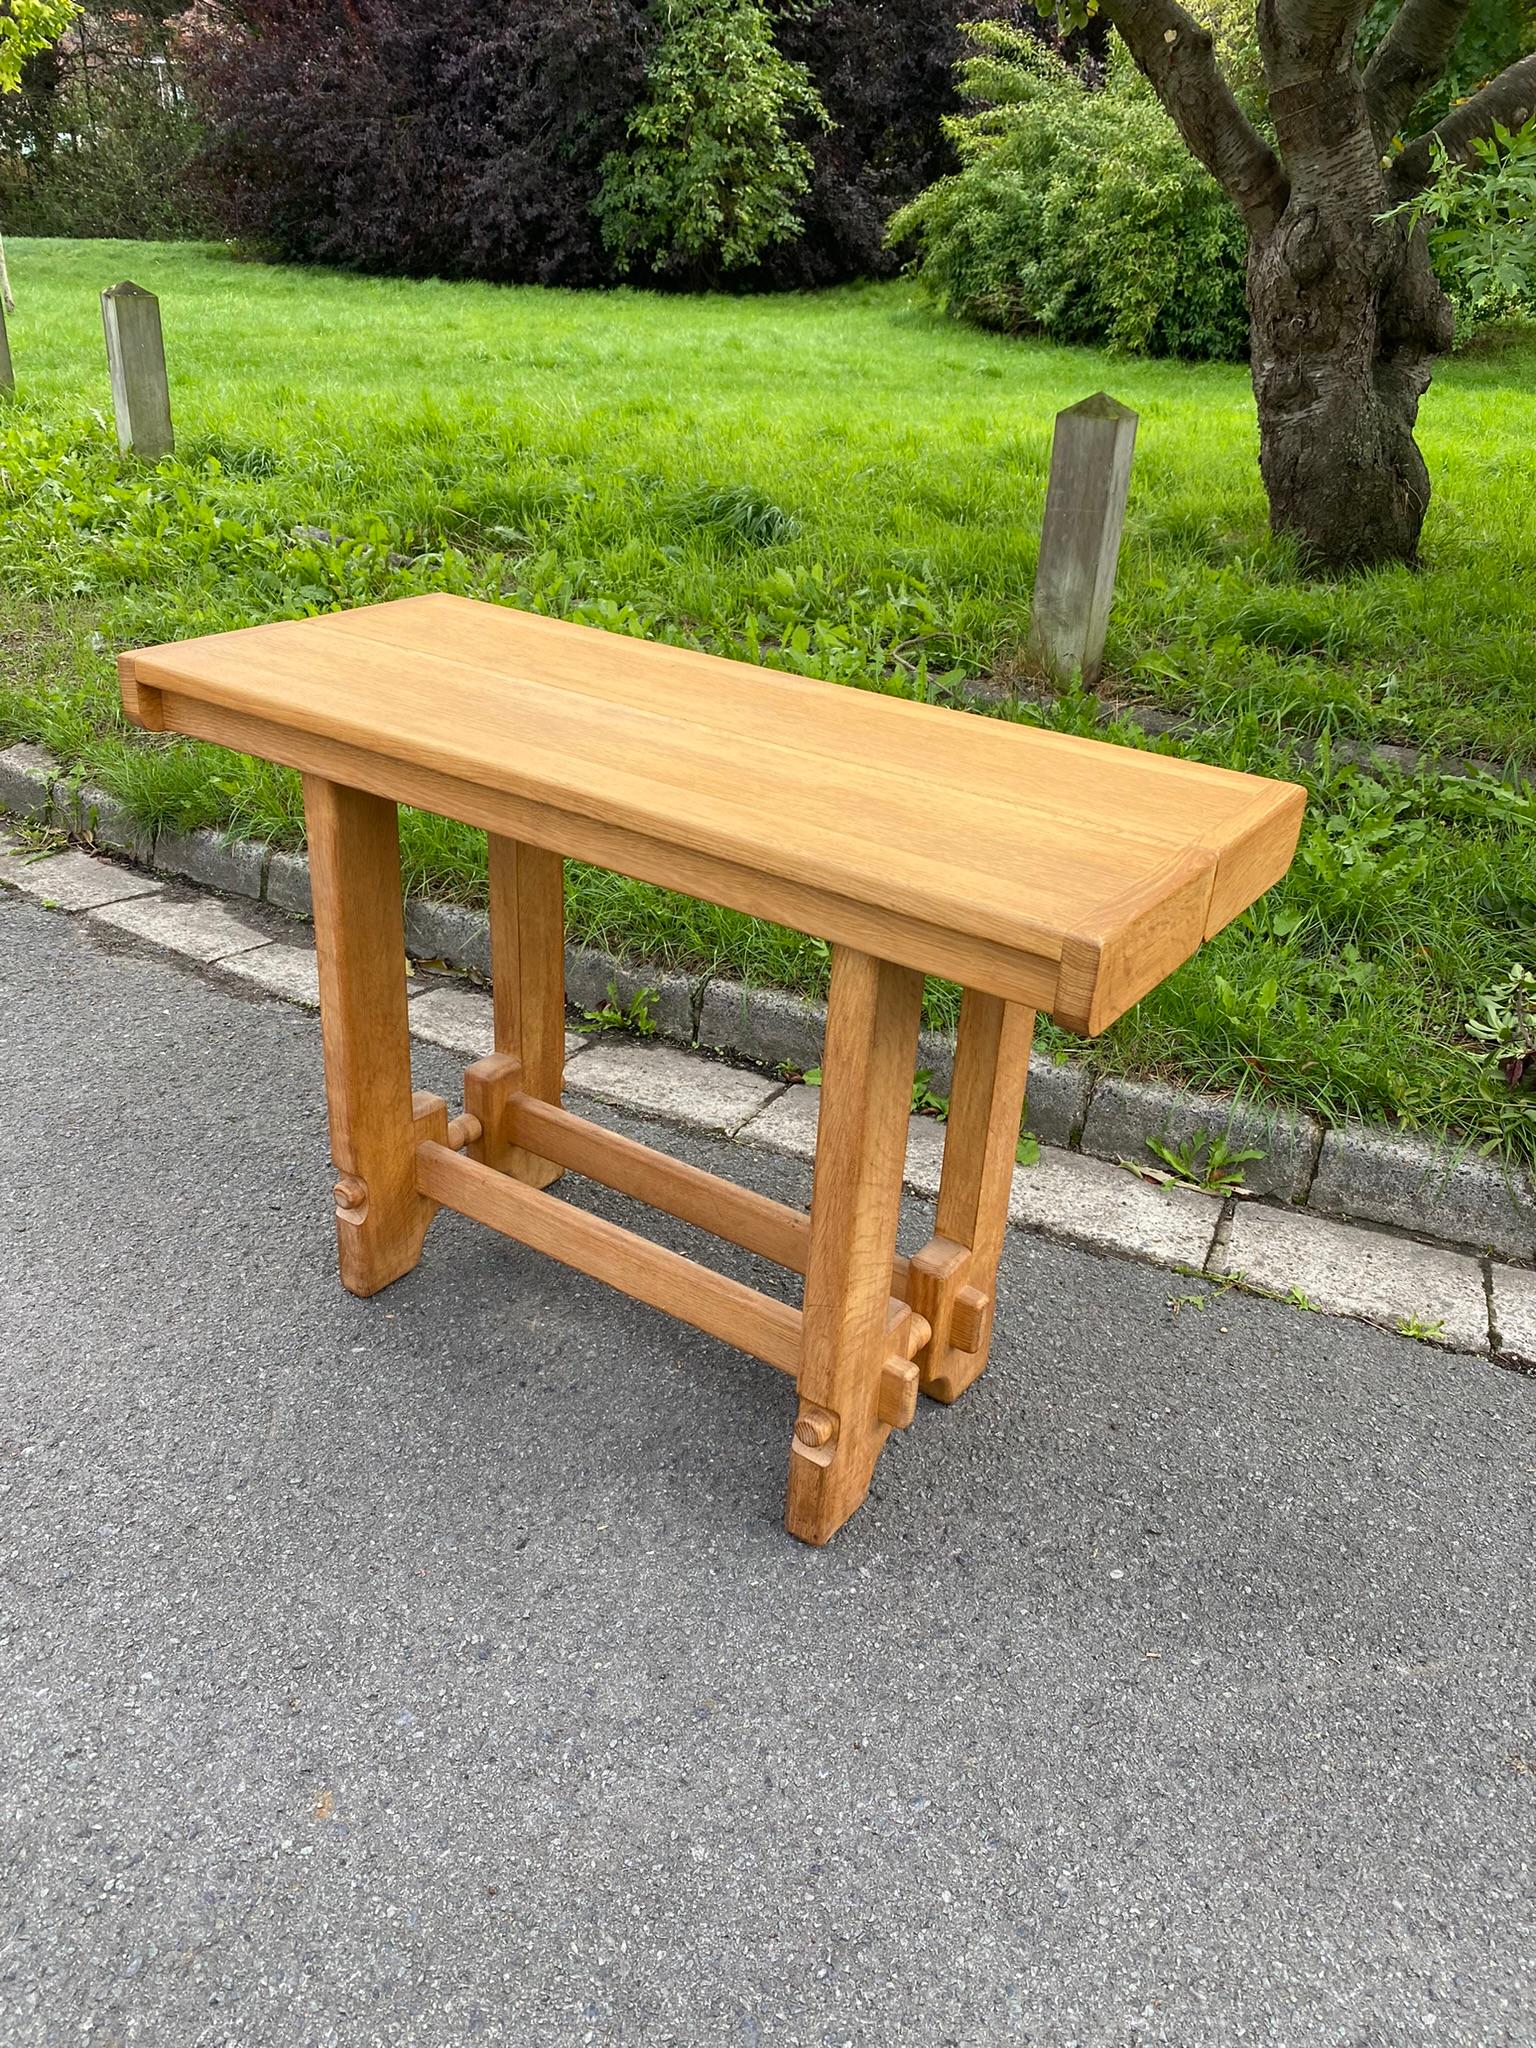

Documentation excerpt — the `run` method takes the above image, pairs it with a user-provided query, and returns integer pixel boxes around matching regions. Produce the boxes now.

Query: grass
[3,237,1536,1159]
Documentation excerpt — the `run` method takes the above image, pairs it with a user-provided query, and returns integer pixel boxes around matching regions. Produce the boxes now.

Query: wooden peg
[951,1286,992,1356]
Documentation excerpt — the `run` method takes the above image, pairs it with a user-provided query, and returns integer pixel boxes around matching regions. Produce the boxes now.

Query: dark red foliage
[187,0,1104,289]
[188,0,654,285]
[761,0,1022,287]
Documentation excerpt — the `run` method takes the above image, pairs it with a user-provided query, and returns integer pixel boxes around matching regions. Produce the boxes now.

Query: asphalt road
[2,891,1533,2048]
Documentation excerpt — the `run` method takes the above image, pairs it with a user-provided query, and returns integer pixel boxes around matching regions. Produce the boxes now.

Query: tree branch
[1100,0,1290,234]
[1259,0,1377,90]
[1391,51,1536,191]
[1363,0,1475,147]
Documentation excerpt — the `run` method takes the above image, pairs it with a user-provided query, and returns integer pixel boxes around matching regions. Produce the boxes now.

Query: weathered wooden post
[1028,392,1138,688]
[0,299,13,396]
[100,280,174,460]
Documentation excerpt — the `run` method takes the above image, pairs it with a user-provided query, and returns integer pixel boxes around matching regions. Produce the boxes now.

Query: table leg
[305,774,440,1297]
[479,835,566,1188]
[786,946,924,1546]
[907,990,1035,1402]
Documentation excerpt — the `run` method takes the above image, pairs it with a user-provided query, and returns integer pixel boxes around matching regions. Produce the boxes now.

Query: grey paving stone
[154,826,265,900]
[1081,1075,1323,1202]
[405,897,492,977]
[913,1029,955,1100]
[1489,1264,1536,1368]
[51,782,154,863]
[87,892,271,965]
[697,981,963,1098]
[901,1114,948,1196]
[263,848,312,917]
[1008,1147,1219,1270]
[218,943,321,1009]
[567,1037,781,1136]
[408,984,496,1059]
[1025,1052,1093,1149]
[0,742,57,820]
[737,1082,821,1160]
[733,1083,948,1193]
[1221,1203,1490,1354]
[403,979,595,1065]
[698,979,825,1074]
[1310,1124,1536,1258]
[565,945,697,1045]
[0,845,161,912]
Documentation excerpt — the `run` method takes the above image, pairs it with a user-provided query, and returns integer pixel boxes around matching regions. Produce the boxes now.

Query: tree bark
[1105,0,1535,569]
[1248,202,1454,567]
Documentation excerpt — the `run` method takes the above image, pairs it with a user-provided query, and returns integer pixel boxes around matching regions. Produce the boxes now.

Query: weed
[1130,1132,1266,1197]
[1467,964,1536,1088]
[7,819,68,857]
[1396,1314,1449,1341]
[910,1068,949,1118]
[581,982,659,1037]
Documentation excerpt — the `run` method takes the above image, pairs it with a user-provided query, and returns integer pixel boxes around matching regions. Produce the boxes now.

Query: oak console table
[121,595,1304,1544]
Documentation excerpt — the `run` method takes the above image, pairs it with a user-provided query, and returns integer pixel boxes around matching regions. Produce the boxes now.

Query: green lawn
[4,238,1536,1159]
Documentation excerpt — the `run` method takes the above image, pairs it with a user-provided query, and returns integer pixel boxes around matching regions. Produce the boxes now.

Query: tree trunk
[1248,202,1455,570]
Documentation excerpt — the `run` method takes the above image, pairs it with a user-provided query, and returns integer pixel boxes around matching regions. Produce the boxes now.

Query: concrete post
[1027,392,1138,687]
[101,280,174,460]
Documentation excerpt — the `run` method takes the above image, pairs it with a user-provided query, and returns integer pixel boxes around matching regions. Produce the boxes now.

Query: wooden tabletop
[122,594,1304,1032]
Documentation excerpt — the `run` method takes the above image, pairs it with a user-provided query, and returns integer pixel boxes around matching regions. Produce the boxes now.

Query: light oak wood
[122,594,1304,1031]
[788,946,926,1545]
[305,776,437,1295]
[496,1082,916,1293]
[121,596,1306,1545]
[486,835,566,1186]
[911,993,1036,1402]
[416,1140,925,1429]
[417,1140,801,1370]
[123,684,1068,1014]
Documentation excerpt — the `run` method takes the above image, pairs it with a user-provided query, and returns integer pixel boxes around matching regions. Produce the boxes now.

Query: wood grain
[123,593,1306,1034]
[787,946,925,1545]
[417,1141,804,1372]
[911,993,1036,1403]
[500,1090,922,1298]
[486,835,566,1187]
[304,775,437,1295]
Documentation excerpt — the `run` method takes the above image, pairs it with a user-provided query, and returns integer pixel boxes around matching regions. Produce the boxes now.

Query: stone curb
[1003,686,1528,796]
[5,819,1535,1375]
[5,742,1535,1270]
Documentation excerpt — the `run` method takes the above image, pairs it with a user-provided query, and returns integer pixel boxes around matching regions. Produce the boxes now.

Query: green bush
[595,0,829,281]
[0,60,211,240]
[887,24,1250,359]
[1399,122,1536,334]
